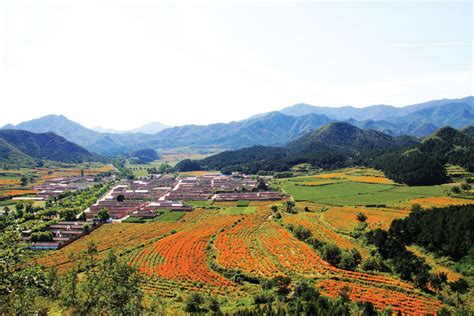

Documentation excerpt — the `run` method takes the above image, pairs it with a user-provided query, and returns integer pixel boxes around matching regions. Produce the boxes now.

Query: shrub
[321,243,342,266]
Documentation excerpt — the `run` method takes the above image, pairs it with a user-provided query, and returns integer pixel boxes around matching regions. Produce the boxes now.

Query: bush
[185,294,207,313]
[339,249,362,270]
[321,244,342,266]
[293,225,312,241]
[30,231,53,242]
[356,212,368,223]
[451,186,461,194]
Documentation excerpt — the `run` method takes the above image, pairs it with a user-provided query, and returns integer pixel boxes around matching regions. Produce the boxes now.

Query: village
[23,172,280,250]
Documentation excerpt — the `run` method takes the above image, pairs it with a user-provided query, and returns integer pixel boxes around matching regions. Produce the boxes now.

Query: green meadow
[279,178,447,206]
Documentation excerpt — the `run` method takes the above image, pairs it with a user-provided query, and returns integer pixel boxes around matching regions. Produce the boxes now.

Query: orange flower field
[37,221,184,273]
[0,179,20,185]
[281,211,367,255]
[403,196,474,208]
[322,205,409,231]
[312,168,394,184]
[1,189,39,197]
[317,279,442,315]
[34,182,457,313]
[130,215,238,287]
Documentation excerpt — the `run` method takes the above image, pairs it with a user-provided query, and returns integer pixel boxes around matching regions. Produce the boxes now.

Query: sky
[0,0,472,130]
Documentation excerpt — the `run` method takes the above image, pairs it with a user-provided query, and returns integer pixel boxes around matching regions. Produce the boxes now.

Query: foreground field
[37,212,444,313]
[34,167,474,313]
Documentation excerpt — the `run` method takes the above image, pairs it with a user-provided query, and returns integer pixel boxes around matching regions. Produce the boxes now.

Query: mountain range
[2,96,473,155]
[178,122,419,173]
[92,122,169,134]
[176,122,474,186]
[0,130,98,165]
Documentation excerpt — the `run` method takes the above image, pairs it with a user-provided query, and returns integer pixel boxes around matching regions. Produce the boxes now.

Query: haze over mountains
[92,122,169,135]
[2,96,473,155]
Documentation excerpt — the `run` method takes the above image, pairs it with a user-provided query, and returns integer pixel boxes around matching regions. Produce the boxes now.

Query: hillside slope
[0,130,98,164]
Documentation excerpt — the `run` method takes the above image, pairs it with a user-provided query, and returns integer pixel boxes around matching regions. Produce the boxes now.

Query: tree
[339,249,362,270]
[430,272,447,294]
[293,225,312,241]
[413,267,431,290]
[451,186,461,194]
[24,201,33,213]
[2,206,9,216]
[359,301,378,316]
[285,200,296,213]
[61,209,77,221]
[321,244,342,266]
[116,194,125,202]
[272,276,292,298]
[270,205,278,212]
[208,298,221,313]
[60,243,143,315]
[97,208,110,222]
[449,278,469,308]
[257,180,268,191]
[15,201,24,211]
[185,293,207,313]
[356,212,368,223]
[0,229,57,314]
[20,176,28,186]
[78,212,87,221]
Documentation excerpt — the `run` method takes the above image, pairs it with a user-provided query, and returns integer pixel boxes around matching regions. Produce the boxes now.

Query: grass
[236,200,250,207]
[156,211,186,221]
[185,200,214,207]
[219,206,256,215]
[280,179,447,206]
[125,152,218,177]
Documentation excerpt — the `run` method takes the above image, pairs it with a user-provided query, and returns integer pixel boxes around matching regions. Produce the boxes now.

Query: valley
[2,158,472,314]
[1,100,473,315]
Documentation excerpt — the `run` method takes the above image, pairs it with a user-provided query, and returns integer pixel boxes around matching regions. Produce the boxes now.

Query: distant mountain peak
[129,122,169,134]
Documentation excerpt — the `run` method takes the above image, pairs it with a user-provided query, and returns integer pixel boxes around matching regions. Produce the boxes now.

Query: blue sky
[0,1,472,129]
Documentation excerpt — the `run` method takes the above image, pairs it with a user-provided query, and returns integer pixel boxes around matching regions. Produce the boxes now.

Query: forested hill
[369,126,474,185]
[176,122,418,174]
[0,130,99,164]
[286,122,416,154]
[176,123,474,186]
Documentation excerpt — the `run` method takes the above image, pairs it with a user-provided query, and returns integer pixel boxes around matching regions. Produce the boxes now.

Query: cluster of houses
[214,191,281,201]
[23,221,97,250]
[32,175,96,201]
[86,173,279,221]
[26,173,281,250]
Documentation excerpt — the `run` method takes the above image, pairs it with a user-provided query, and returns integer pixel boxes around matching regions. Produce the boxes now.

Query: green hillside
[0,130,99,164]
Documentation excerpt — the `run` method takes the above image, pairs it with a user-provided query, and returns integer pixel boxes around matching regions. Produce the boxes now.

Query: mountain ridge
[2,96,473,154]
[0,129,99,164]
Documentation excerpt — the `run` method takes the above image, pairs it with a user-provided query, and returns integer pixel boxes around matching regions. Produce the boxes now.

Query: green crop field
[280,179,448,206]
[185,200,214,207]
[219,206,257,215]
[156,211,186,221]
